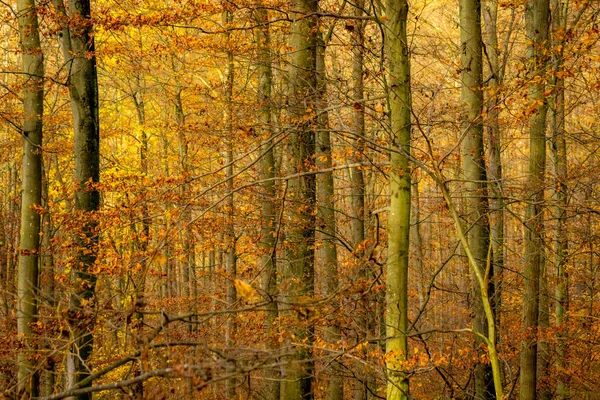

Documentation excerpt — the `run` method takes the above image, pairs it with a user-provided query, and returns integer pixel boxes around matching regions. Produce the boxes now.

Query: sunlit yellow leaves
[234,279,258,303]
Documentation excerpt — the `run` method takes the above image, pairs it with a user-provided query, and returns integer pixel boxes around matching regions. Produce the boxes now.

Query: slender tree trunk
[16,0,44,396]
[351,1,366,259]
[41,166,56,397]
[459,0,494,398]
[175,88,196,330]
[175,89,194,302]
[315,27,342,400]
[349,5,373,397]
[222,6,238,398]
[254,7,280,400]
[130,69,148,400]
[483,0,504,348]
[384,1,411,399]
[54,0,101,397]
[520,2,550,399]
[282,1,318,399]
[549,1,568,397]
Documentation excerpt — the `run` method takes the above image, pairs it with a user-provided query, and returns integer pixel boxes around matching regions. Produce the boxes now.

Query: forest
[1,0,599,399]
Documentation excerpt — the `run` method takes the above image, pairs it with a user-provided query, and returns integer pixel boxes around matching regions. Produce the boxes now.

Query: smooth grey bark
[16,0,44,396]
[459,0,494,398]
[315,26,342,400]
[54,0,100,397]
[384,1,411,399]
[282,1,318,399]
[520,1,550,400]
[254,6,280,400]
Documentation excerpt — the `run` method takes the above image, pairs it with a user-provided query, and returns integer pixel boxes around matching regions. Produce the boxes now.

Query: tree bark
[315,25,342,400]
[282,1,318,399]
[483,0,504,349]
[385,1,411,399]
[130,66,148,400]
[520,1,550,399]
[54,0,101,397]
[459,0,495,398]
[549,1,568,397]
[16,0,44,396]
[254,6,280,400]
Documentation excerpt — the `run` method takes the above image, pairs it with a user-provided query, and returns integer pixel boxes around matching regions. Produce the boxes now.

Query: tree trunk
[520,1,550,399]
[130,68,148,400]
[549,1,568,397]
[175,89,194,305]
[282,1,318,399]
[459,0,494,398]
[54,0,101,397]
[483,0,504,350]
[315,26,342,400]
[385,1,411,399]
[16,0,44,396]
[223,6,238,398]
[41,167,56,397]
[349,4,373,397]
[254,6,280,400]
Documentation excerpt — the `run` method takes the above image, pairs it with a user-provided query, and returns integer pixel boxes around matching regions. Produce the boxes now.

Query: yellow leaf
[234,279,258,302]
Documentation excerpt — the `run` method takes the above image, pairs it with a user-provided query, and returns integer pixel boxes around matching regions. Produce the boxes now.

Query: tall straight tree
[483,0,505,344]
[549,1,569,397]
[349,4,375,397]
[520,1,550,399]
[384,1,411,399]
[351,1,366,260]
[222,5,238,398]
[16,0,43,396]
[54,0,100,396]
[315,22,342,400]
[254,6,279,400]
[283,0,318,399]
[459,0,494,397]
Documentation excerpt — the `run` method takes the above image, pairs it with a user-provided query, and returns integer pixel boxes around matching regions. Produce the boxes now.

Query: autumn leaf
[234,279,258,302]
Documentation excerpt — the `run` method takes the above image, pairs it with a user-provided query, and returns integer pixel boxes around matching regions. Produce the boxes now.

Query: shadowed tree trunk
[315,24,342,400]
[54,0,101,397]
[349,4,373,397]
[254,6,280,400]
[16,0,44,396]
[41,171,56,397]
[520,1,550,399]
[458,0,494,397]
[549,1,569,397]
[282,1,318,399]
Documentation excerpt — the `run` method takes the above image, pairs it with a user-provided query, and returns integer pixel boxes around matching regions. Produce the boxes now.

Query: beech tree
[384,1,412,398]
[520,1,550,399]
[458,0,494,397]
[54,0,101,395]
[16,0,43,396]
[282,1,318,398]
